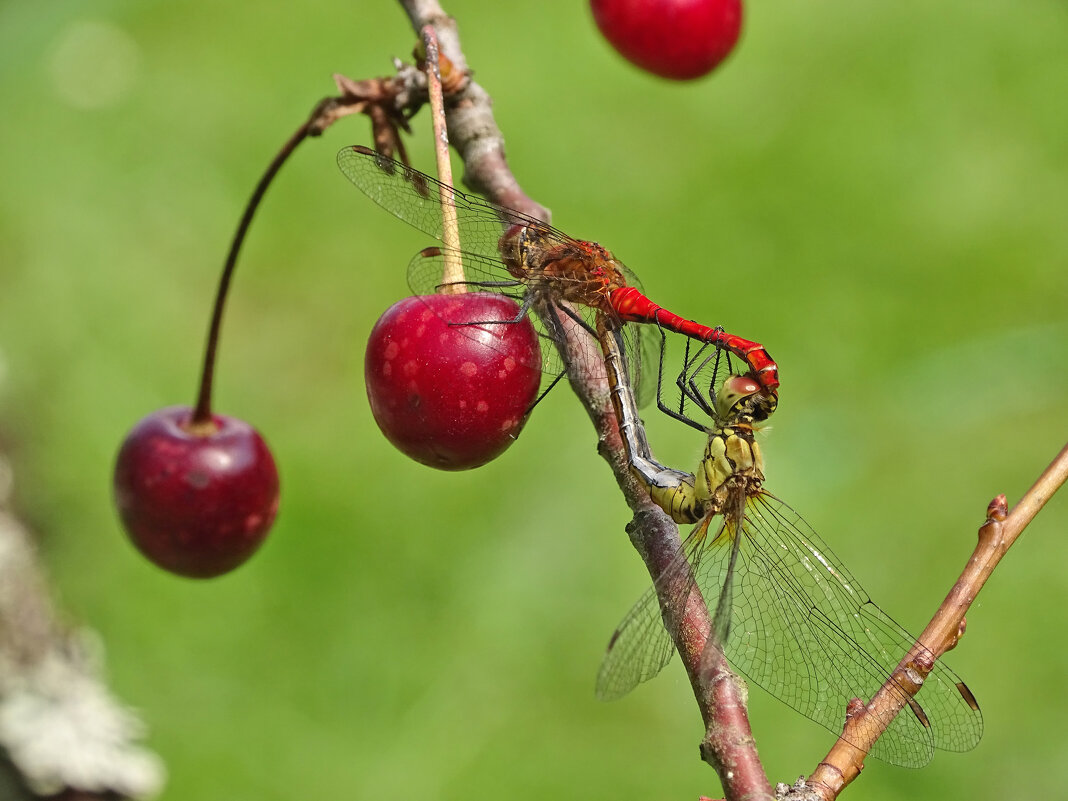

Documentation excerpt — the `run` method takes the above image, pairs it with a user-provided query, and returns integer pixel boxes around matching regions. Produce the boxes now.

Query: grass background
[1,0,1066,799]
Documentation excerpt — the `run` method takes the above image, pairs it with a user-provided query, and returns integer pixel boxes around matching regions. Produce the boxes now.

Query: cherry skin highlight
[365,293,542,470]
[590,0,743,80]
[113,406,280,578]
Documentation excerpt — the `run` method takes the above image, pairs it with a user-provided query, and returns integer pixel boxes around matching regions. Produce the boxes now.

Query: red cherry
[365,293,542,470]
[590,0,743,80]
[113,406,280,578]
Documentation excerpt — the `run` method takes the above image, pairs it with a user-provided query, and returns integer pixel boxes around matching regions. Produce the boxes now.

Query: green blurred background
[1,0,1066,798]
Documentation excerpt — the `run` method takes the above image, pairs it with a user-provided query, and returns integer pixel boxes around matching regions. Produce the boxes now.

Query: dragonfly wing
[407,245,525,296]
[703,491,747,655]
[595,581,678,701]
[596,515,734,701]
[337,146,571,259]
[711,492,983,767]
[626,322,661,410]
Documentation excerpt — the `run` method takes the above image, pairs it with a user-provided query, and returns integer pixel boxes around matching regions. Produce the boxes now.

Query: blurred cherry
[112,132,289,577]
[114,407,279,578]
[365,293,542,470]
[590,0,743,80]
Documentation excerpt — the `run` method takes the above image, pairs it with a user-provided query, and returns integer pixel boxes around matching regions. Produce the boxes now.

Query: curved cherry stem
[192,120,311,426]
[191,71,425,427]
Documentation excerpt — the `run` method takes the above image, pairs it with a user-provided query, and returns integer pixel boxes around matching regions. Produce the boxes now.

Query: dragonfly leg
[556,302,598,339]
[521,370,567,419]
[448,288,533,328]
[538,299,568,348]
[685,374,716,419]
[684,342,734,418]
[654,328,710,432]
[459,279,524,289]
[436,278,523,293]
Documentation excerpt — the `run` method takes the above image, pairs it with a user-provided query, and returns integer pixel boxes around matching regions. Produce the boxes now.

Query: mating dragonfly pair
[337,145,983,767]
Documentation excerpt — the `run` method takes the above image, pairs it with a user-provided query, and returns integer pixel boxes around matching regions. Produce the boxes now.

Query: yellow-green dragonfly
[596,323,982,767]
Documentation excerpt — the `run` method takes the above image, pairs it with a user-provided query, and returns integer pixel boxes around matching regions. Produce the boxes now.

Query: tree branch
[395,2,768,799]
[808,439,1068,799]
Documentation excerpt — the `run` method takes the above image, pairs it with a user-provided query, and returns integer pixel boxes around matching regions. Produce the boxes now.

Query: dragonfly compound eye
[715,374,762,416]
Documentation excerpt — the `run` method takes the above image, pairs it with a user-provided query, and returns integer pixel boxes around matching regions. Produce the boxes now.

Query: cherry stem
[191,70,433,428]
[192,120,312,426]
[421,25,466,292]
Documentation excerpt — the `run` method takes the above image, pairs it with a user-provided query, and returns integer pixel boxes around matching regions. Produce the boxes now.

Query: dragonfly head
[715,374,777,424]
[499,221,561,281]
[498,223,529,280]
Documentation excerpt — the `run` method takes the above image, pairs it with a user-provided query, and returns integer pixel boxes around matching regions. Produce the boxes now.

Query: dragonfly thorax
[650,423,766,524]
[498,224,627,310]
[694,426,765,513]
[498,223,533,280]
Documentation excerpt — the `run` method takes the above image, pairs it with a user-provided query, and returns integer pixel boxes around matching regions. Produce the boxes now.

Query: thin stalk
[421,25,465,292]
[192,122,311,426]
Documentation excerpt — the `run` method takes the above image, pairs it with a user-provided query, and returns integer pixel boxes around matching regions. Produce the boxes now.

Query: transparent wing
[596,515,733,701]
[337,145,577,259]
[628,323,660,410]
[711,491,983,767]
[594,581,679,702]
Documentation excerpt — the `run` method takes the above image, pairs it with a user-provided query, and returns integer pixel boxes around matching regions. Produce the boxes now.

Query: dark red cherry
[590,0,743,80]
[364,293,542,470]
[113,406,280,578]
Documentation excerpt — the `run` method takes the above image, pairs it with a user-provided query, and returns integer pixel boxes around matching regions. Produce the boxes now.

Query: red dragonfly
[337,145,779,405]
